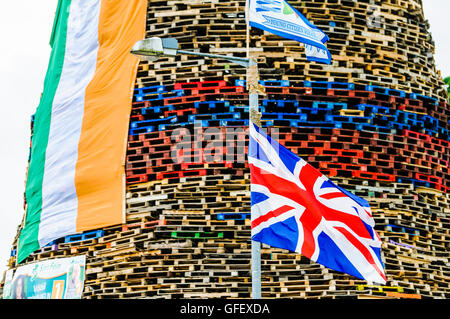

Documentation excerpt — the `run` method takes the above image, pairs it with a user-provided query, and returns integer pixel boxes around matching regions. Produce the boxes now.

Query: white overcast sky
[0,1,449,276]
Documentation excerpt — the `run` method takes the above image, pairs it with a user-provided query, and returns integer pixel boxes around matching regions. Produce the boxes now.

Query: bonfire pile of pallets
[2,0,449,299]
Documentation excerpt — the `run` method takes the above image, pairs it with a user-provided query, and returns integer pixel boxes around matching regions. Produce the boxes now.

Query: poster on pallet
[3,255,86,299]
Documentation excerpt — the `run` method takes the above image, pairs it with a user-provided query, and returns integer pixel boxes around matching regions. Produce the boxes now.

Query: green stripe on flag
[18,0,72,263]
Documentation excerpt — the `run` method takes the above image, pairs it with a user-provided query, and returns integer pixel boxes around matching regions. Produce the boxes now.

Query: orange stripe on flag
[75,0,147,231]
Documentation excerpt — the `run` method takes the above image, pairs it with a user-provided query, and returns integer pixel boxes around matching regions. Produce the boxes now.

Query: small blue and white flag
[248,0,332,64]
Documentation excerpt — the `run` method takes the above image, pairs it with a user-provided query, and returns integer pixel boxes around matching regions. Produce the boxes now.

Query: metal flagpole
[246,0,262,300]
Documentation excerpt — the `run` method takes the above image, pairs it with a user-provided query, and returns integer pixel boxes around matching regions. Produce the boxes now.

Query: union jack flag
[249,123,386,284]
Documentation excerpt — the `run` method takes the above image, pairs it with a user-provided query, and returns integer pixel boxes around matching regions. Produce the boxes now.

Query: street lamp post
[131,37,262,299]
[131,37,256,68]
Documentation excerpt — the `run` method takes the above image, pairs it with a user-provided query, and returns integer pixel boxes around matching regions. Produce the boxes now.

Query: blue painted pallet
[134,85,166,101]
[304,81,355,90]
[312,101,347,110]
[356,104,391,114]
[134,90,183,102]
[141,105,175,115]
[261,113,307,121]
[392,118,424,128]
[396,110,423,120]
[260,80,290,87]
[297,107,332,116]
[130,115,178,129]
[372,114,396,124]
[368,110,444,136]
[397,178,431,188]
[229,105,267,113]
[385,224,420,236]
[436,127,450,139]
[408,93,438,105]
[419,115,439,129]
[325,115,372,123]
[218,119,248,126]
[369,111,444,135]
[158,122,190,131]
[130,126,156,135]
[63,229,104,243]
[269,119,313,127]
[194,100,230,111]
[188,112,242,122]
[262,99,299,108]
[181,119,249,127]
[365,85,406,97]
[216,213,251,221]
[188,114,212,121]
[285,121,343,129]
[130,116,178,135]
[422,128,439,137]
[229,105,248,113]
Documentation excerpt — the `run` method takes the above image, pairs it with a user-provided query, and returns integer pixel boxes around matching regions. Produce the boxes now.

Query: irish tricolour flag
[18,0,147,263]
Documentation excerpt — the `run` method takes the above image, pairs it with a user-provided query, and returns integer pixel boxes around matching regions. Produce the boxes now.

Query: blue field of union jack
[249,123,387,284]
